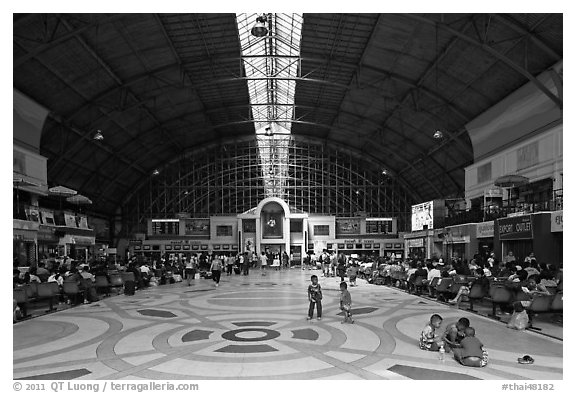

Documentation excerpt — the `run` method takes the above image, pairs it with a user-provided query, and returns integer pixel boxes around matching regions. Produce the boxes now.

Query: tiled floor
[13,269,563,380]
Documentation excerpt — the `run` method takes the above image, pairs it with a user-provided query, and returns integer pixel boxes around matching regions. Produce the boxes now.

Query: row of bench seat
[13,271,138,321]
[372,271,563,322]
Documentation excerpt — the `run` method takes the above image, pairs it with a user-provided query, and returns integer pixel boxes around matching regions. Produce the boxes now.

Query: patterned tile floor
[13,269,563,380]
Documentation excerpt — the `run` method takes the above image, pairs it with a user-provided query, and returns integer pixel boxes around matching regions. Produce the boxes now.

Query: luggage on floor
[234,266,241,275]
[87,286,99,302]
[124,281,136,296]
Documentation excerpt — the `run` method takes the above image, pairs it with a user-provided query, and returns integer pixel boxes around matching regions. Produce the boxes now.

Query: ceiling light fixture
[433,130,444,139]
[251,14,269,37]
[382,169,388,176]
[93,129,104,141]
[265,126,273,137]
[152,169,160,176]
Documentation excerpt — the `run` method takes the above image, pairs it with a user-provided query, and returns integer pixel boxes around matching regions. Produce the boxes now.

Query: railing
[444,190,563,226]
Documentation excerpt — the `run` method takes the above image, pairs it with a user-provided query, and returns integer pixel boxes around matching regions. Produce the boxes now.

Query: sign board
[407,238,424,248]
[476,221,495,238]
[551,211,562,232]
[336,218,361,235]
[497,215,533,240]
[411,201,434,231]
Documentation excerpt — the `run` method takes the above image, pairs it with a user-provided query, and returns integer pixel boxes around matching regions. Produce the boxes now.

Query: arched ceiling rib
[13,13,563,217]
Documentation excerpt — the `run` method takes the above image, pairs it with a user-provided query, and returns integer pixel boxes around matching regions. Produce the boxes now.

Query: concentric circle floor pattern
[13,270,562,380]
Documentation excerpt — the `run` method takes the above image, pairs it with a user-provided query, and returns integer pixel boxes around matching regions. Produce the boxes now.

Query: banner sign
[551,211,562,232]
[407,238,424,248]
[411,201,434,231]
[184,219,210,236]
[476,221,495,238]
[336,218,361,235]
[497,215,533,240]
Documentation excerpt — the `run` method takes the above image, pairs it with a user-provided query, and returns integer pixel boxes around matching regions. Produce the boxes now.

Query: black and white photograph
[9,4,569,391]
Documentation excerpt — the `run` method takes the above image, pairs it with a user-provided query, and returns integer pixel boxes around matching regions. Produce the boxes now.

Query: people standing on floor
[307,274,323,320]
[226,254,234,276]
[282,251,290,269]
[210,256,223,287]
[243,252,250,275]
[184,256,196,286]
[339,281,354,323]
[337,257,346,282]
[260,251,268,276]
[238,253,245,275]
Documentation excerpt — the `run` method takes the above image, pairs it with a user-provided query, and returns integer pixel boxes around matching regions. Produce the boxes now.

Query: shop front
[383,241,404,259]
[444,223,477,260]
[406,237,425,260]
[37,225,60,267]
[495,214,534,263]
[550,210,562,265]
[404,230,431,260]
[13,225,38,267]
[476,221,495,262]
[58,233,96,263]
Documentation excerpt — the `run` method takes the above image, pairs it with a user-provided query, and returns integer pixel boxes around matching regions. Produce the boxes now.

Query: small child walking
[307,275,323,320]
[339,281,354,323]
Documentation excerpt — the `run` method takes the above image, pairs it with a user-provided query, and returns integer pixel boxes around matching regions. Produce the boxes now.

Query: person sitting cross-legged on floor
[452,327,488,367]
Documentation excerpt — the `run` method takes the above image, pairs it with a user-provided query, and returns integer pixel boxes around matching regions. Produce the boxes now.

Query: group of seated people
[13,257,189,321]
[365,254,562,325]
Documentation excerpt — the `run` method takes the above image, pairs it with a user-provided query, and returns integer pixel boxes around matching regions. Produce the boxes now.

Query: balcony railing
[444,190,563,227]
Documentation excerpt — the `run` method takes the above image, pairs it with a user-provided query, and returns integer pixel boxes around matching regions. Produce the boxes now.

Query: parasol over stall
[493,174,530,188]
[494,174,530,208]
[49,185,78,210]
[66,194,92,214]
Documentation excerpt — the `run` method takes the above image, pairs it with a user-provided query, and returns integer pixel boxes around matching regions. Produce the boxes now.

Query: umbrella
[49,185,78,197]
[494,175,529,188]
[494,175,529,209]
[66,194,92,205]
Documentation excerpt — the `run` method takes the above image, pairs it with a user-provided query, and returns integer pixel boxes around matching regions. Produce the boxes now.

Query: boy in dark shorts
[307,275,323,320]
[452,327,488,367]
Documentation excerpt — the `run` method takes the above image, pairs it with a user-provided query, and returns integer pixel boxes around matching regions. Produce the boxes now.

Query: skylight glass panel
[236,13,303,198]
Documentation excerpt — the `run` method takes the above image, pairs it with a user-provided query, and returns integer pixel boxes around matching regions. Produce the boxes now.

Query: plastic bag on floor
[507,310,529,330]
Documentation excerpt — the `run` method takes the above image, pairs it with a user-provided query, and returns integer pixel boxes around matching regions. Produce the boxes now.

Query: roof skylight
[236,13,303,198]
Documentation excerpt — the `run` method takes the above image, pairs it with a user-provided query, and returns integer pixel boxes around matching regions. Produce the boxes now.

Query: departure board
[152,220,180,235]
[365,220,392,234]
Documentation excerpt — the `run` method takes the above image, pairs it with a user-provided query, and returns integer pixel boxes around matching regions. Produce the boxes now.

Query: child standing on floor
[419,313,445,351]
[307,275,323,320]
[339,281,354,323]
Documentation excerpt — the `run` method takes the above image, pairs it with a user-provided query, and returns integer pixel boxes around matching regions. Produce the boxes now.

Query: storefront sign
[407,238,424,248]
[444,234,470,244]
[336,218,361,235]
[551,211,563,232]
[497,215,533,240]
[476,221,494,238]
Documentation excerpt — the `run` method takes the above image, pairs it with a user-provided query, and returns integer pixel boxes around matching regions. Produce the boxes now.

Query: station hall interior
[11,11,567,383]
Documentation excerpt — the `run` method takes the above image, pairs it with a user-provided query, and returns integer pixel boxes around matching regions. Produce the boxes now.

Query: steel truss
[122,137,414,233]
